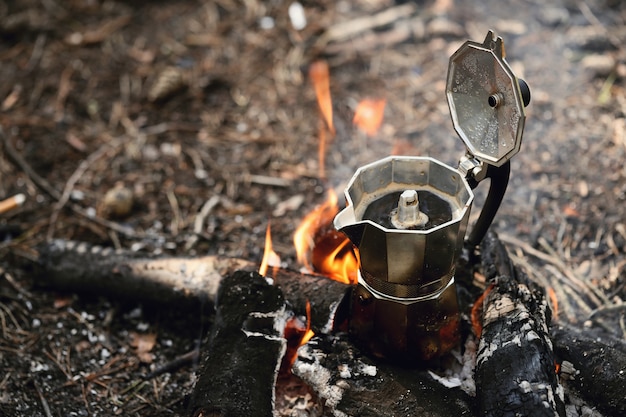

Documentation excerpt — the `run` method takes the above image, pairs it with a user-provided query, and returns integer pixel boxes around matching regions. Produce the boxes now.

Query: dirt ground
[1,0,625,415]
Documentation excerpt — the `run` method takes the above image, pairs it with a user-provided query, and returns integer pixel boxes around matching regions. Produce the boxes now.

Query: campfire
[25,30,626,417]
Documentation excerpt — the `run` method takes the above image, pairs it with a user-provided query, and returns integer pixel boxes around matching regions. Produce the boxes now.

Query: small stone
[426,17,464,38]
[147,66,186,102]
[101,184,134,218]
[537,6,569,27]
[495,19,527,36]
[581,54,616,77]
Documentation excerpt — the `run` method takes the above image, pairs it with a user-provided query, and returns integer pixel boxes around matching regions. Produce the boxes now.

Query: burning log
[475,231,565,417]
[188,270,287,417]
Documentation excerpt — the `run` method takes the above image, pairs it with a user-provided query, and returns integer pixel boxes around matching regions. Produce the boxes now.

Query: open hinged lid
[446,31,527,167]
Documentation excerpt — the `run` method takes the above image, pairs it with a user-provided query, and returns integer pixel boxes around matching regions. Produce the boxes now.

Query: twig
[318,3,417,45]
[536,236,609,307]
[143,349,199,380]
[47,136,124,239]
[0,193,25,215]
[33,379,53,417]
[0,266,33,298]
[578,1,622,50]
[184,195,221,251]
[589,301,626,320]
[166,189,182,236]
[26,34,47,73]
[0,127,61,200]
[499,233,609,308]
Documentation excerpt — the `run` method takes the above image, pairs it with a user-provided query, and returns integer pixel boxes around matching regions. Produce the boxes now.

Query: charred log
[33,239,349,333]
[35,239,251,304]
[188,270,287,417]
[552,325,626,416]
[474,232,565,417]
[293,335,474,417]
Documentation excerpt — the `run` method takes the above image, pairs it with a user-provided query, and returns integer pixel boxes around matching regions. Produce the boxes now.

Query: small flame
[293,190,358,284]
[302,301,315,345]
[281,301,315,373]
[309,60,335,135]
[259,223,281,277]
[294,190,339,268]
[353,98,386,136]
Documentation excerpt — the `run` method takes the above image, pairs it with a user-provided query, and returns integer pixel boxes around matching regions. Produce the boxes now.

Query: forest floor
[1,0,625,415]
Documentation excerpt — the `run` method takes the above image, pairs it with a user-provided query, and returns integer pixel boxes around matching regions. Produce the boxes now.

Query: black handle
[466,161,510,248]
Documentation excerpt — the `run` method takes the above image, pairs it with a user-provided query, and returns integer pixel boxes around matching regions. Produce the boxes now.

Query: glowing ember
[353,98,386,136]
[548,287,559,321]
[471,284,494,338]
[259,223,281,277]
[309,60,335,135]
[293,190,358,284]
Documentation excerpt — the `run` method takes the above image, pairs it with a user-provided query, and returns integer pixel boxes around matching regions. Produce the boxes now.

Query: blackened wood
[188,270,286,417]
[475,231,565,417]
[272,268,350,333]
[35,239,252,305]
[552,325,626,416]
[293,335,474,417]
[34,239,350,333]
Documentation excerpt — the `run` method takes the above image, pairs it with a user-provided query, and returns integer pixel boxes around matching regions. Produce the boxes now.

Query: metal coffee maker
[334,31,531,363]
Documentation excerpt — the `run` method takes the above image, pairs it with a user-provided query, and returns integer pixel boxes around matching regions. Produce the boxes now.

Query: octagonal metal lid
[446,30,526,167]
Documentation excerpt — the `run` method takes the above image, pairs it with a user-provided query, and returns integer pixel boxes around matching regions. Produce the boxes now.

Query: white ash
[559,360,579,380]
[321,300,342,335]
[428,334,477,396]
[357,362,377,377]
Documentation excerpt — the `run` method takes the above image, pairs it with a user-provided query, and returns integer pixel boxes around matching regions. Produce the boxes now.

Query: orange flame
[302,301,315,345]
[259,223,281,277]
[353,98,386,136]
[281,301,315,373]
[471,284,494,338]
[293,190,358,284]
[309,60,335,135]
[548,286,559,321]
[294,190,338,268]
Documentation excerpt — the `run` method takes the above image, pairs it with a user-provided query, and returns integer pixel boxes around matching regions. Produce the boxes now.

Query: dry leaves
[129,332,157,363]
